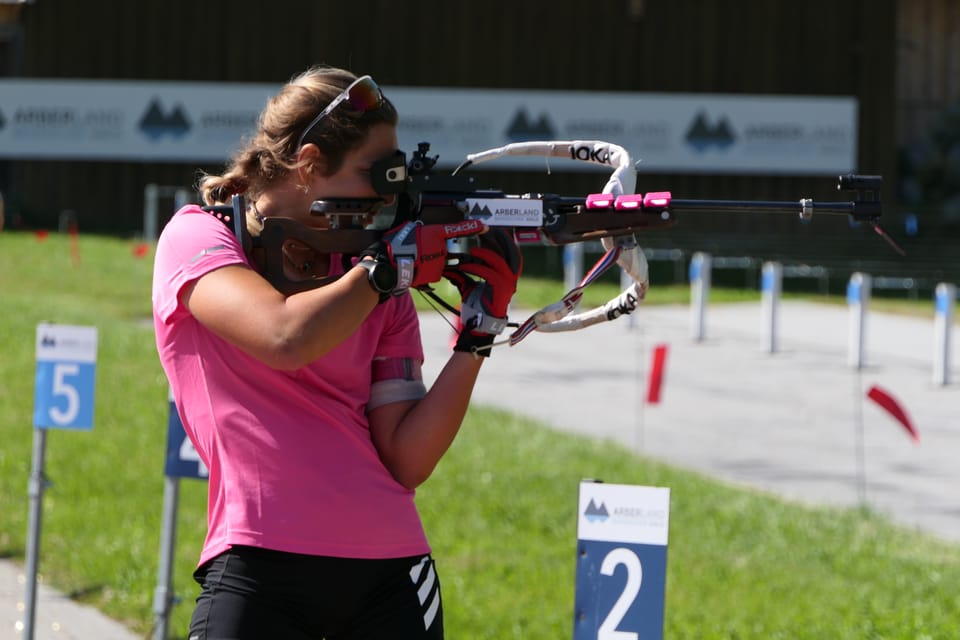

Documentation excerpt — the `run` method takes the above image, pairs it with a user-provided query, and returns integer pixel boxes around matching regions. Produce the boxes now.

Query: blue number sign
[574,482,670,640]
[33,324,98,430]
[164,387,208,479]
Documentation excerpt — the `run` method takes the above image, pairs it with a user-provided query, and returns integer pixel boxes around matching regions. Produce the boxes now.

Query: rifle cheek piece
[371,150,409,195]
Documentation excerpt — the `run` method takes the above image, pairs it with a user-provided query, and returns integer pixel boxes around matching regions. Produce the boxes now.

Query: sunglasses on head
[296,75,385,149]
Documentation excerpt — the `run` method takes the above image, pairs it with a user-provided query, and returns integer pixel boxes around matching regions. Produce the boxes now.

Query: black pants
[188,546,444,640]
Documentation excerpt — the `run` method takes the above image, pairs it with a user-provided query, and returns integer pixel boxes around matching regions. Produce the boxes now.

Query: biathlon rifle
[206,139,891,346]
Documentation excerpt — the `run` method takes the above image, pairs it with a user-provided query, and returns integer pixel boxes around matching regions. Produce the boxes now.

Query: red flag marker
[646,343,669,404]
[35,229,49,241]
[866,384,919,443]
[132,242,149,258]
[68,221,81,266]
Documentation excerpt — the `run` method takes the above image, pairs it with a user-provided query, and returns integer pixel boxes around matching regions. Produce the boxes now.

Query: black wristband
[453,329,495,358]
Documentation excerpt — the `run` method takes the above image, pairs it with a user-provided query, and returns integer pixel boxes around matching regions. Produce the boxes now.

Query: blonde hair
[199,66,397,205]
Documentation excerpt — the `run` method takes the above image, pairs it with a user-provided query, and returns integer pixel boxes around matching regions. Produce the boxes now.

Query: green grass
[425,412,960,639]
[1,230,959,639]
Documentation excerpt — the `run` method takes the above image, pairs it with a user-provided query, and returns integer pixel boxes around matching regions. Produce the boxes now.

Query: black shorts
[188,546,443,640]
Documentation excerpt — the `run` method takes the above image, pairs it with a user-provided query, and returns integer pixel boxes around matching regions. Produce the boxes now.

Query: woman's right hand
[442,228,523,357]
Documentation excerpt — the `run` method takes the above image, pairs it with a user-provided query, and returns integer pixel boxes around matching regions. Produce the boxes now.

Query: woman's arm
[369,227,522,489]
[184,263,379,370]
[368,352,484,490]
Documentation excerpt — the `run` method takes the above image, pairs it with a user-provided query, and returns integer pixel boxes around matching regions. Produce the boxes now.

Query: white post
[933,282,956,386]
[563,244,584,308]
[847,272,872,369]
[761,261,782,354]
[144,183,159,243]
[23,428,48,640]
[690,252,711,342]
[619,267,638,330]
[173,188,191,212]
[153,476,180,640]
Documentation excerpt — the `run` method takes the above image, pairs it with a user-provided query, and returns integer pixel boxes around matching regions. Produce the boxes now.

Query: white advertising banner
[0,79,276,162]
[0,79,857,174]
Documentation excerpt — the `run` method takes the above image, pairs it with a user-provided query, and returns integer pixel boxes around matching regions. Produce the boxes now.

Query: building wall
[897,0,960,146]
[4,0,897,264]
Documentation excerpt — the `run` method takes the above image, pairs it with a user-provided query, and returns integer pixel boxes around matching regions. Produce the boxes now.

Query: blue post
[933,283,956,386]
[847,273,871,369]
[689,252,711,342]
[761,261,783,353]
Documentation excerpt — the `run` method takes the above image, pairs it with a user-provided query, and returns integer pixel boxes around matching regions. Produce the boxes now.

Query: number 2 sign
[33,324,98,430]
[574,481,670,640]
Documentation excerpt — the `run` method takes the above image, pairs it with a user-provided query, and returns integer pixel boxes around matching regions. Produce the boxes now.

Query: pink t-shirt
[152,205,429,566]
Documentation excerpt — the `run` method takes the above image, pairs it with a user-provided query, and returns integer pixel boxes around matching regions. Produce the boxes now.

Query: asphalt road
[419,300,960,543]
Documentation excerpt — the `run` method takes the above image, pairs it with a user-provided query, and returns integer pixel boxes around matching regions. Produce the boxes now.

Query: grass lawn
[1,230,958,638]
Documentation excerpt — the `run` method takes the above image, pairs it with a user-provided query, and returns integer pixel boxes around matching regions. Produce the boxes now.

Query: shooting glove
[365,219,485,294]
[443,228,523,357]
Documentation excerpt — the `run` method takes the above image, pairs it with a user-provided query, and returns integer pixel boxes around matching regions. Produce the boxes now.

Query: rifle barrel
[668,199,849,215]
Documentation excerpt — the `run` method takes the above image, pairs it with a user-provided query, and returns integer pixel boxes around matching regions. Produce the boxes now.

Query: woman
[152,65,520,639]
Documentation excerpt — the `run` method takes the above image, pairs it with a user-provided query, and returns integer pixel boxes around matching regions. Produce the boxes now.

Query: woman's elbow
[385,460,434,491]
[253,327,338,370]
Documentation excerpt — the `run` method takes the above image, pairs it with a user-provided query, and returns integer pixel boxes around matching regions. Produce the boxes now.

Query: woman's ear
[296,143,326,183]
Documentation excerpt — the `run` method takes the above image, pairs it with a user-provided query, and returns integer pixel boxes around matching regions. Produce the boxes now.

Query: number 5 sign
[574,481,670,640]
[34,324,98,430]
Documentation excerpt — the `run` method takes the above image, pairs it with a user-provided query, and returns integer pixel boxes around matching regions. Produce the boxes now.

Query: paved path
[4,299,957,639]
[420,300,960,543]
[1,558,139,639]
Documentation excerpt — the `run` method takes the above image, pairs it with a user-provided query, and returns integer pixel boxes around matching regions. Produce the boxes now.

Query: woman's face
[278,123,399,280]
[311,123,399,201]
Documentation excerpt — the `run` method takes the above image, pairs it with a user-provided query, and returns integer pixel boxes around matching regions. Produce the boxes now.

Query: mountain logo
[41,334,56,347]
[505,108,556,141]
[139,98,191,140]
[685,110,736,151]
[584,498,610,523]
[467,202,495,220]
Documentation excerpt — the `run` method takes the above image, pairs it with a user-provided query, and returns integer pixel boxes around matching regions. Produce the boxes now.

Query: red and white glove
[443,228,523,357]
[366,219,485,293]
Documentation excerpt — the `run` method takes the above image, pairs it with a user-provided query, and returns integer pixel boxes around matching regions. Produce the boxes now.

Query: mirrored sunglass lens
[346,78,383,112]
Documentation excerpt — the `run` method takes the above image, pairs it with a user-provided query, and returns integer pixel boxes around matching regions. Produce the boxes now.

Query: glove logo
[443,220,484,235]
[386,222,418,254]
[487,318,507,334]
[395,259,415,290]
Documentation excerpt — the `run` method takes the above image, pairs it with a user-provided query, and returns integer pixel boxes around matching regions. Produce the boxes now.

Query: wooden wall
[3,0,899,268]
[897,0,960,146]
